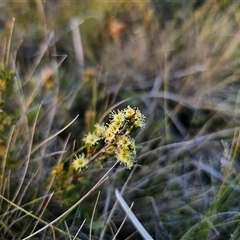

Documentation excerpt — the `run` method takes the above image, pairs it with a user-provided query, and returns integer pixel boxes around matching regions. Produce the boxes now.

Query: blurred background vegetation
[1,0,240,239]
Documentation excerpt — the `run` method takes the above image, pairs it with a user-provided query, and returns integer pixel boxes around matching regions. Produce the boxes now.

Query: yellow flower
[104,127,116,142]
[83,132,100,146]
[115,148,135,169]
[110,110,125,126]
[117,135,134,149]
[132,109,146,129]
[107,122,120,134]
[134,109,145,120]
[72,154,88,171]
[133,119,146,129]
[123,106,136,118]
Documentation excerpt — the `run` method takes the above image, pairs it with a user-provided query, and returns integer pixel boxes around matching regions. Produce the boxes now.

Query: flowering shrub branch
[73,106,146,170]
[50,106,146,204]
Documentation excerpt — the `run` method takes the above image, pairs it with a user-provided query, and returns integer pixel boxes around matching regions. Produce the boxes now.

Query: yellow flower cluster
[104,106,146,168]
[116,135,136,169]
[50,106,146,206]
[70,105,146,171]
